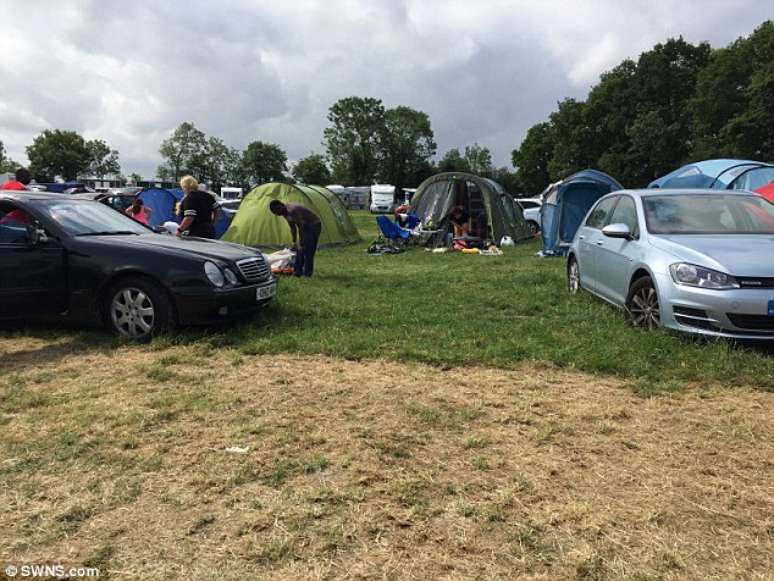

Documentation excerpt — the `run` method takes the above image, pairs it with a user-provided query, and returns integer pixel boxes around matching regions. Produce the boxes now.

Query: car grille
[236,257,270,282]
[726,314,774,331]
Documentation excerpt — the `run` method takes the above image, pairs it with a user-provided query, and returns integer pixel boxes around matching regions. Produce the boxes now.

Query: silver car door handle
[578,235,585,240]
[595,240,604,245]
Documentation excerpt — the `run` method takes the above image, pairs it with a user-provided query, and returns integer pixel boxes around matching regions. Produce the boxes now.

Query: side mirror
[601,223,632,240]
[25,226,48,246]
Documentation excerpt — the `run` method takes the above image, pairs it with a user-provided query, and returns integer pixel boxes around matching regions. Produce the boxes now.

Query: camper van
[370,184,396,213]
[220,187,243,200]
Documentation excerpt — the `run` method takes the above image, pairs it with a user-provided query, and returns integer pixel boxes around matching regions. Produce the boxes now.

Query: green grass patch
[3,211,774,391]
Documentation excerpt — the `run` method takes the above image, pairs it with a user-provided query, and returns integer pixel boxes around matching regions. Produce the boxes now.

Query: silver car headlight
[669,263,739,290]
[223,267,238,286]
[204,261,225,288]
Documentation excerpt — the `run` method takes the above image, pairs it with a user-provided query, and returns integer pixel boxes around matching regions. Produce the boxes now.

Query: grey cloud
[0,0,771,176]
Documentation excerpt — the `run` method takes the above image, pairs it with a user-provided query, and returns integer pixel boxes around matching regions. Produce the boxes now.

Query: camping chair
[376,215,412,246]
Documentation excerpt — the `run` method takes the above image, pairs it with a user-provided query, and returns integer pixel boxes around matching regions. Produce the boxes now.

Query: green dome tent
[410,172,532,245]
[222,183,360,248]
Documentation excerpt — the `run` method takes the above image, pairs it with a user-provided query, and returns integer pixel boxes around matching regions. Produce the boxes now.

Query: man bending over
[269,200,322,277]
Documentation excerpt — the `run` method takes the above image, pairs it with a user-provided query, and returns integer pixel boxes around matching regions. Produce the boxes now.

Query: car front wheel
[567,256,581,295]
[626,276,660,330]
[104,277,172,340]
[527,220,540,236]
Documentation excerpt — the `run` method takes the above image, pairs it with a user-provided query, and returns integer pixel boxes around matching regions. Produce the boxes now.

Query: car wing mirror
[25,226,48,246]
[601,223,632,240]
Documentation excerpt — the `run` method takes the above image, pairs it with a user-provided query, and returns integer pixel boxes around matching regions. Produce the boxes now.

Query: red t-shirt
[0,209,31,225]
[0,180,28,191]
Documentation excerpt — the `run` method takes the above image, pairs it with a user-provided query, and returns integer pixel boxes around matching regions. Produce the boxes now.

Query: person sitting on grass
[269,200,322,277]
[449,205,470,237]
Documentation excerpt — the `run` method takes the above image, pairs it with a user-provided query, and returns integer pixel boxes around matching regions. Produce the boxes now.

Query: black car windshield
[43,200,151,236]
[643,194,774,235]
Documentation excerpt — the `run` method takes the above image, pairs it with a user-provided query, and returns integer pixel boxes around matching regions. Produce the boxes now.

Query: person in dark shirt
[269,200,322,277]
[177,175,220,239]
[1,168,32,191]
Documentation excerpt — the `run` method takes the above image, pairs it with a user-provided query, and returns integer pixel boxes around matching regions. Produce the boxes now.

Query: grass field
[6,211,774,392]
[1,211,773,579]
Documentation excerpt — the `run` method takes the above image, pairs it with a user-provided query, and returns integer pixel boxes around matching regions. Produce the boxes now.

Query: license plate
[257,283,276,301]
[769,300,774,317]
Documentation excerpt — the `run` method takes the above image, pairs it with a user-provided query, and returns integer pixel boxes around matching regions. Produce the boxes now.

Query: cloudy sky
[0,0,771,178]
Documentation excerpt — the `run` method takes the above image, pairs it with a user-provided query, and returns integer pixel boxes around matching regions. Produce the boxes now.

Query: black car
[0,191,277,340]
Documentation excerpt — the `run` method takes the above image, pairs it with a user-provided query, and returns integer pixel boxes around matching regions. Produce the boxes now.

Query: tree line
[3,19,770,194]
[512,20,774,193]
[0,130,120,182]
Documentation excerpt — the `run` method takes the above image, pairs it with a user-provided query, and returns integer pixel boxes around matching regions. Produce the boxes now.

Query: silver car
[567,189,774,339]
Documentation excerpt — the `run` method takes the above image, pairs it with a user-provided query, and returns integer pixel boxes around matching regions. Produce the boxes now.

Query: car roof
[0,189,91,202]
[616,188,761,198]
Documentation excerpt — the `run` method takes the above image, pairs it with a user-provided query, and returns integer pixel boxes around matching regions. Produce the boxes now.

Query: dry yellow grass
[0,336,772,580]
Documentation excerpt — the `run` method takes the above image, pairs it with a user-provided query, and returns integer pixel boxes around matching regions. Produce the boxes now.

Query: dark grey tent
[409,172,532,245]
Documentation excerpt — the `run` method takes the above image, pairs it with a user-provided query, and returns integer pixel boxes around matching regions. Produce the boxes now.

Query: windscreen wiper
[76,230,141,236]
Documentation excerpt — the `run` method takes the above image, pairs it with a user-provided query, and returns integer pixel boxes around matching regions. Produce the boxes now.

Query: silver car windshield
[643,194,774,235]
[44,201,151,236]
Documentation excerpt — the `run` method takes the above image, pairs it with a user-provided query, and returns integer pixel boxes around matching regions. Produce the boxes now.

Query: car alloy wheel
[567,257,581,295]
[527,221,539,236]
[627,277,660,330]
[111,287,156,339]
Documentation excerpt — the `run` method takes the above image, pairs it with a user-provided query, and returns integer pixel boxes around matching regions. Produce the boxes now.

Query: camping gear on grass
[539,169,623,257]
[409,172,531,247]
[222,183,360,248]
[265,248,296,274]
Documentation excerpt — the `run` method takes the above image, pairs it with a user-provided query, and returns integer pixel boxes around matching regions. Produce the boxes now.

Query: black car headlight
[204,261,225,288]
[223,267,238,286]
[669,263,739,290]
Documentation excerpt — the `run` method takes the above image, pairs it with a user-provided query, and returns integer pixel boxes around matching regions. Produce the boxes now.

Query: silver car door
[595,195,639,304]
[581,196,619,293]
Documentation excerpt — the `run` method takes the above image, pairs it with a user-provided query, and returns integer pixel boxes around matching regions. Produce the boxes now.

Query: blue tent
[38,182,88,193]
[648,159,773,190]
[137,187,183,227]
[540,169,623,256]
[137,187,232,237]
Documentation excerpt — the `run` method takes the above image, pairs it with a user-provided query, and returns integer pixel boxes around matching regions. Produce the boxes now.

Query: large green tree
[241,141,288,185]
[463,143,494,177]
[292,153,331,185]
[26,129,91,181]
[437,148,469,173]
[513,34,715,189]
[0,140,21,173]
[379,106,436,191]
[324,97,386,185]
[491,167,524,194]
[157,121,207,181]
[194,136,245,191]
[86,139,120,179]
[512,122,555,194]
[690,21,774,160]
